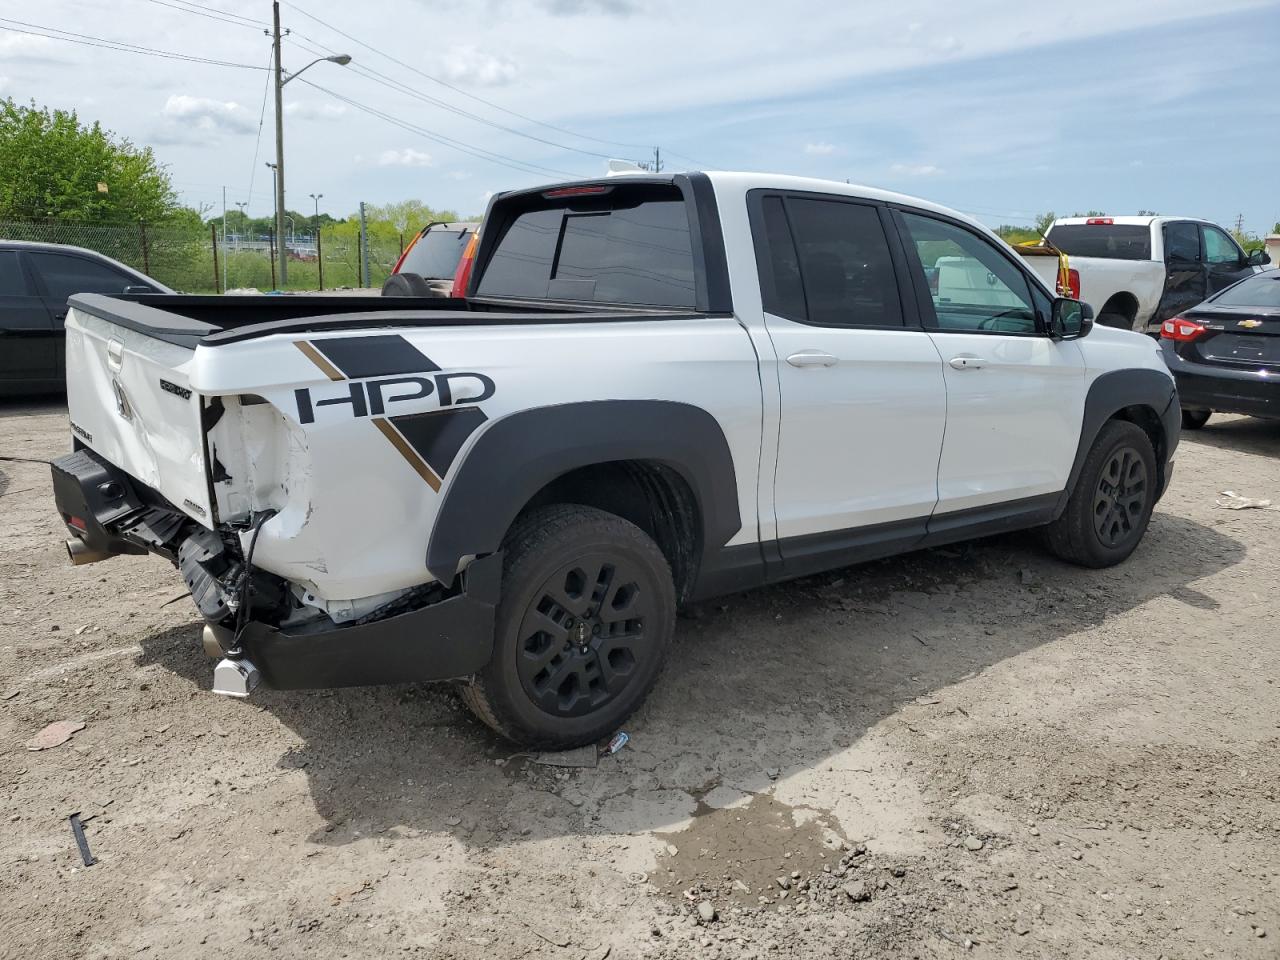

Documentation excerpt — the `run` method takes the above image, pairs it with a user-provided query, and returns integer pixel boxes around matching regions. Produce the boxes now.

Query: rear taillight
[1160,317,1207,341]
[1057,268,1081,300]
[391,230,424,275]
[66,515,86,531]
[450,233,479,298]
[1086,217,1114,225]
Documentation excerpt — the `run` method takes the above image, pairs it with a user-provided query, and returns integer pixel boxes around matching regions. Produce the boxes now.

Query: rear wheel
[1181,409,1211,430]
[1044,420,1157,568]
[460,505,675,748]
[1097,312,1131,330]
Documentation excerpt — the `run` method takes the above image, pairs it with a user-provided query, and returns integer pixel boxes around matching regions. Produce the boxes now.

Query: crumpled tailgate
[64,309,214,527]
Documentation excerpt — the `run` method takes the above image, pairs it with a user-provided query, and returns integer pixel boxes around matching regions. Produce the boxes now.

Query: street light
[271,0,350,285]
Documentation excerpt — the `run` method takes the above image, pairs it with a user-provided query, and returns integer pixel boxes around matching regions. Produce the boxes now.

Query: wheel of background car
[459,504,675,748]
[1181,410,1211,430]
[380,272,437,298]
[1043,419,1157,568]
[1097,312,1130,330]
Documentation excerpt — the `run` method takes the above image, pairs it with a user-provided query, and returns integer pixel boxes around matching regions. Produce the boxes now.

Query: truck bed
[69,293,703,349]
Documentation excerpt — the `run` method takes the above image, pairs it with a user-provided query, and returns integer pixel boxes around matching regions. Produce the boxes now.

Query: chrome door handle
[786,350,838,368]
[948,356,986,370]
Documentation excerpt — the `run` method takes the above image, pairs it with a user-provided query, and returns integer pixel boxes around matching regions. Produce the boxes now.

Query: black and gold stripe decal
[292,334,484,493]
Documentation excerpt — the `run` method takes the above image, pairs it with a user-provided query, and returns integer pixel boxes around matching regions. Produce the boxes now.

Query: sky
[3,0,1279,232]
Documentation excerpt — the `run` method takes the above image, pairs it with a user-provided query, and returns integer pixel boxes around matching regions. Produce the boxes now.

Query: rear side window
[1162,222,1201,263]
[29,252,134,302]
[476,187,696,307]
[1214,272,1280,307]
[751,193,903,327]
[400,228,471,279]
[1046,224,1152,260]
[0,251,31,296]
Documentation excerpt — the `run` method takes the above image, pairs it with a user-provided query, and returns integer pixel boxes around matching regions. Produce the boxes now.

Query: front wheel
[1044,420,1158,568]
[1181,409,1211,430]
[460,505,675,748]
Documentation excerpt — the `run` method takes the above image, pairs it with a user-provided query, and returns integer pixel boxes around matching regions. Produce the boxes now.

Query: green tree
[0,98,179,222]
[1034,211,1056,235]
[365,199,460,235]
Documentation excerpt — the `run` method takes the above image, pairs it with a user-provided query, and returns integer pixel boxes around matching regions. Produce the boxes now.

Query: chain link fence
[0,219,406,293]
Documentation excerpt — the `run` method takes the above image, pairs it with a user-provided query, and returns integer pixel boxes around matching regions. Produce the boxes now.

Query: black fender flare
[426,400,742,583]
[1057,368,1179,514]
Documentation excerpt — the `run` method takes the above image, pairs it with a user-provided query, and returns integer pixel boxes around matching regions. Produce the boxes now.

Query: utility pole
[1235,213,1245,236]
[221,186,228,293]
[271,0,288,286]
[653,146,662,173]
[359,201,370,288]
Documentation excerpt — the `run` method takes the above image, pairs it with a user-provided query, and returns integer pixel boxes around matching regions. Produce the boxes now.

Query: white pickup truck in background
[1014,216,1270,333]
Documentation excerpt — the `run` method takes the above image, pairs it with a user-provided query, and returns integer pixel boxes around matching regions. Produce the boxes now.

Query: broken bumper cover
[52,447,503,691]
[239,551,502,690]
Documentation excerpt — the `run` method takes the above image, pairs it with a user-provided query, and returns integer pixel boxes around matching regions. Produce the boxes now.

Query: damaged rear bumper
[51,447,500,690]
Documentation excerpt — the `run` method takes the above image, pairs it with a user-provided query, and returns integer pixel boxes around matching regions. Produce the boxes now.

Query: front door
[0,250,57,386]
[749,192,947,574]
[1202,223,1255,297]
[893,209,1087,515]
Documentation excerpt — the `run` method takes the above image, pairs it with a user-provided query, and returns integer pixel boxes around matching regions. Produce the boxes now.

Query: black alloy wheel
[1092,445,1148,549]
[515,555,651,717]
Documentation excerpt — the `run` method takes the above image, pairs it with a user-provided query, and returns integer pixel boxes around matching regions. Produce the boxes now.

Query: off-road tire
[1097,312,1131,331]
[460,505,675,748]
[1044,419,1158,568]
[1181,409,1211,430]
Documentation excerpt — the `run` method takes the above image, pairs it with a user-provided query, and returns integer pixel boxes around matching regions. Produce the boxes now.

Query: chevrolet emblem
[1238,319,1263,328]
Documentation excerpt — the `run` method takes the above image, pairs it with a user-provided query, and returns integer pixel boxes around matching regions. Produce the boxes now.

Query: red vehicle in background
[382,221,479,298]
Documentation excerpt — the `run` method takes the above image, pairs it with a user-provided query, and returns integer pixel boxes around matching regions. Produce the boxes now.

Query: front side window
[899,212,1038,334]
[1202,225,1242,266]
[29,252,134,303]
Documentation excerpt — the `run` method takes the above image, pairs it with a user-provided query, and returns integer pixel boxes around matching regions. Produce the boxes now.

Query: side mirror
[1247,249,1271,267]
[1050,297,1093,340]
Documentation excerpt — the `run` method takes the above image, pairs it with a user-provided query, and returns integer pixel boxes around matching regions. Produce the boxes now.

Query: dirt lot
[1,398,1277,960]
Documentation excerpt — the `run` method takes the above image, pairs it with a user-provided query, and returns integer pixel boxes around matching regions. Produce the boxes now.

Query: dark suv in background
[0,240,169,395]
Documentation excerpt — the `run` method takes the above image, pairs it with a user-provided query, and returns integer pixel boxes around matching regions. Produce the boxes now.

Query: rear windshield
[1046,224,1152,261]
[400,227,472,280]
[1213,271,1280,307]
[476,185,696,307]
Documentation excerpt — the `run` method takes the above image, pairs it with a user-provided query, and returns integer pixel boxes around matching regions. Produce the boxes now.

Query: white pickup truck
[1017,216,1270,334]
[50,172,1180,747]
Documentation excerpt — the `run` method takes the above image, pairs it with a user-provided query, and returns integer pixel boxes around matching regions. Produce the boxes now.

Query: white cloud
[377,148,434,167]
[890,162,941,177]
[284,101,347,120]
[532,0,639,14]
[0,33,59,62]
[448,170,473,181]
[441,46,518,86]
[161,95,256,135]
[804,141,836,156]
[0,77,9,94]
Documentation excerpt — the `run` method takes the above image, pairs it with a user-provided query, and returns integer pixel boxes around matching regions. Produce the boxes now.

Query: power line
[246,46,275,210]
[137,0,265,31]
[0,17,266,69]
[145,0,268,27]
[281,1,656,153]
[283,32,627,163]
[297,78,582,180]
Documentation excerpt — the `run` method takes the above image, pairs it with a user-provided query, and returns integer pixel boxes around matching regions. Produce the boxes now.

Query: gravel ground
[1,398,1277,960]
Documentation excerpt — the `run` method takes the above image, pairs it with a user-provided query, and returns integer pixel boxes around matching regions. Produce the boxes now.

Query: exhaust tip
[66,539,113,566]
[201,624,235,658]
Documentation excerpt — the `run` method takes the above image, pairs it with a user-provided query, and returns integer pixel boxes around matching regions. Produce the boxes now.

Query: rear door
[893,209,1086,514]
[1156,221,1208,323]
[749,191,947,569]
[27,251,153,379]
[1201,223,1255,296]
[0,250,58,385]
